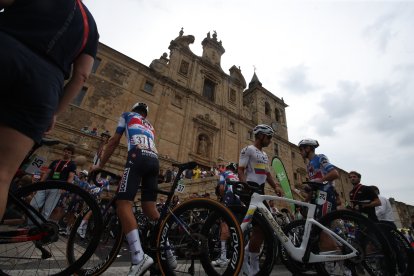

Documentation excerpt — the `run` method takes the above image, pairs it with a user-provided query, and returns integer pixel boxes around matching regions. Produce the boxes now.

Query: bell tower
[201,31,225,67]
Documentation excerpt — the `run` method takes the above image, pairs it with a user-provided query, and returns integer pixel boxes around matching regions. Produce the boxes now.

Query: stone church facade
[42,29,355,205]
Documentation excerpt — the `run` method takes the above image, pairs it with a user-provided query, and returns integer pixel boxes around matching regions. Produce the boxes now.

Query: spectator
[90,127,98,136]
[192,166,201,179]
[370,185,396,228]
[30,145,77,222]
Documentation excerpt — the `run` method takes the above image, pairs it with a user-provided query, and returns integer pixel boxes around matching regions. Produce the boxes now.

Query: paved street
[104,261,293,275]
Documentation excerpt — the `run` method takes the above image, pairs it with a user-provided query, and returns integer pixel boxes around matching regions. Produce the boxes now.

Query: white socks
[126,229,144,264]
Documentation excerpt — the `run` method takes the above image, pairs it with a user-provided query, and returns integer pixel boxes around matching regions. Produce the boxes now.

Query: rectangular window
[274,143,279,157]
[144,81,154,93]
[203,79,215,102]
[72,87,87,106]
[229,89,236,103]
[229,121,235,132]
[247,130,253,140]
[294,173,298,180]
[179,60,189,75]
[92,57,101,73]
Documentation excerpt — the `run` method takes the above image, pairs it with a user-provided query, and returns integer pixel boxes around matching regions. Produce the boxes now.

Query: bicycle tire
[156,198,244,276]
[67,204,124,276]
[228,205,277,276]
[0,181,103,276]
[378,222,414,276]
[316,209,396,276]
[281,219,318,276]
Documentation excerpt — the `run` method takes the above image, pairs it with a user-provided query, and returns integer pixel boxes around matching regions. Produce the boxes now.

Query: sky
[84,0,414,205]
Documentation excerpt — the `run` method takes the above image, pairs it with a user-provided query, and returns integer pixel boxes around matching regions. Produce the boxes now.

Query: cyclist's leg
[0,126,34,221]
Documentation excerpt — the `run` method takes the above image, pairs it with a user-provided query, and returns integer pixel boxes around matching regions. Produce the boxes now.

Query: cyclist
[0,0,99,222]
[371,185,396,228]
[298,138,349,274]
[298,139,339,219]
[212,162,241,268]
[92,102,175,275]
[238,124,283,276]
[348,171,380,221]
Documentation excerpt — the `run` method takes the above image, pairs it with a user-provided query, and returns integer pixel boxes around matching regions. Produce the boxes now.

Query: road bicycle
[231,181,396,276]
[350,199,414,276]
[67,161,244,276]
[0,139,103,275]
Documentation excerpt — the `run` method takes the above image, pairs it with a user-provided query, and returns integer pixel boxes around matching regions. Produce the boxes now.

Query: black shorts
[0,32,64,143]
[117,148,159,202]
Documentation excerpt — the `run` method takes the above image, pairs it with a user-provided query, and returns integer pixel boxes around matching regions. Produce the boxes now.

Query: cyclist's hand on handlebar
[274,186,284,197]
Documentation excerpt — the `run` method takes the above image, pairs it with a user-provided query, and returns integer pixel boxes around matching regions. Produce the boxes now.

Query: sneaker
[211,258,229,268]
[127,254,154,276]
[77,227,86,239]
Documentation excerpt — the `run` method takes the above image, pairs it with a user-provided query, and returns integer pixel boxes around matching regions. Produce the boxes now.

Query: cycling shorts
[0,32,64,143]
[117,148,159,202]
[310,183,337,219]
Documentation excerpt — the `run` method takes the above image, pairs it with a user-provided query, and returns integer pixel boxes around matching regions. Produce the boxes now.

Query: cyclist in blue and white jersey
[212,162,241,268]
[298,138,339,219]
[92,102,172,275]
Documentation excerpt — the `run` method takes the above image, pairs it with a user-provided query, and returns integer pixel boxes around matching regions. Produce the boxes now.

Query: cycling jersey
[307,154,337,218]
[116,112,157,153]
[217,170,241,205]
[239,145,269,185]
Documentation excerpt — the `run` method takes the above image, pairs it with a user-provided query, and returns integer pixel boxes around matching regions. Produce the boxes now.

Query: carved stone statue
[197,135,208,156]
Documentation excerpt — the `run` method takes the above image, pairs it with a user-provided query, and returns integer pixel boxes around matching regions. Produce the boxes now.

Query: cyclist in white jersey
[238,124,283,276]
[92,102,170,275]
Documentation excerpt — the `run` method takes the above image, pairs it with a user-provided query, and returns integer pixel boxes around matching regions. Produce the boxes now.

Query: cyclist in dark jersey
[0,0,98,222]
[92,102,174,275]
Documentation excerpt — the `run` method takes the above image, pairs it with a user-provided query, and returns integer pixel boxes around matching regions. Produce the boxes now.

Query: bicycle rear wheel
[156,198,244,276]
[316,210,395,276]
[379,222,414,276]
[67,201,124,276]
[0,181,103,276]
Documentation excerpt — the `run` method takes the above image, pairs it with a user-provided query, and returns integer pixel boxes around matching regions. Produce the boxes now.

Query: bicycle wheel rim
[316,209,396,276]
[0,181,103,276]
[156,198,244,276]
[67,205,124,276]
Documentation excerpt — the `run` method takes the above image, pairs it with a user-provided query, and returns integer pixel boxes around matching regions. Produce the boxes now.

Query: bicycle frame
[241,193,359,263]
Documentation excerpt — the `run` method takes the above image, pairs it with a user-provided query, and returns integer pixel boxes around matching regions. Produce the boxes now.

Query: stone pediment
[194,113,218,129]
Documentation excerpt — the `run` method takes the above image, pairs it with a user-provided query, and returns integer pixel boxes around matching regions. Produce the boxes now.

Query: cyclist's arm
[321,168,339,182]
[97,133,122,168]
[266,172,283,196]
[55,54,94,117]
[237,166,246,183]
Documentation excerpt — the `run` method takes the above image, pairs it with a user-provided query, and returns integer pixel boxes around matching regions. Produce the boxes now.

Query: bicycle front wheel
[316,209,395,276]
[156,198,244,276]
[67,200,124,276]
[0,181,103,276]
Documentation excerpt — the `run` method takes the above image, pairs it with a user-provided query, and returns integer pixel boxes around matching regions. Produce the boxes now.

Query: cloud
[279,64,320,94]
[363,11,398,53]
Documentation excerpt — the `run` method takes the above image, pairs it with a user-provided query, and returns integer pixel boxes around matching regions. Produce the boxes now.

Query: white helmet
[253,124,274,136]
[131,102,148,115]
[80,170,89,177]
[298,139,319,148]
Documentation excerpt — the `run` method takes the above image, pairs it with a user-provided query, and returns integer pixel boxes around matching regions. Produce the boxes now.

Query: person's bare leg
[116,200,137,233]
[141,201,160,221]
[0,125,34,220]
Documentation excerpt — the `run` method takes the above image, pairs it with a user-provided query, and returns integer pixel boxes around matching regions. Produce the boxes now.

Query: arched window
[265,102,271,116]
[275,108,281,122]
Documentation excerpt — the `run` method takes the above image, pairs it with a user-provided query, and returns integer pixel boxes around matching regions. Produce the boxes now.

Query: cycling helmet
[298,139,319,148]
[253,124,274,136]
[131,102,148,116]
[226,162,238,172]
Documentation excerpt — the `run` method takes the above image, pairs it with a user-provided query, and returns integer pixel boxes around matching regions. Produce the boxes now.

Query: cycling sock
[79,219,87,229]
[220,240,227,260]
[249,252,259,273]
[126,229,144,264]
